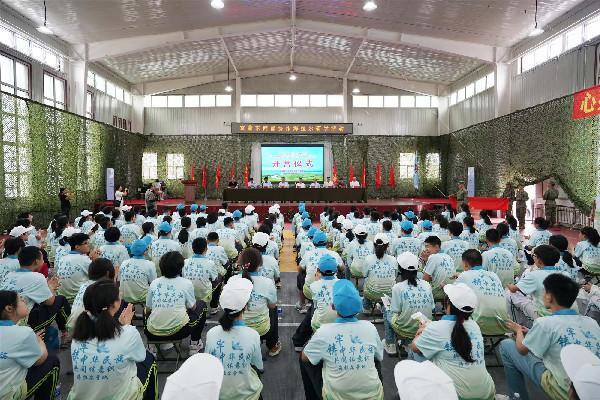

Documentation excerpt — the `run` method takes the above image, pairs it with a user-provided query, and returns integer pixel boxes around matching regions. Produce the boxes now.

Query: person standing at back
[515,185,529,230]
[543,181,559,227]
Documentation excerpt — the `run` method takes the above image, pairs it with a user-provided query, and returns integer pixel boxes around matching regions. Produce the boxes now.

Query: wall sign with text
[232,123,353,134]
[572,84,600,120]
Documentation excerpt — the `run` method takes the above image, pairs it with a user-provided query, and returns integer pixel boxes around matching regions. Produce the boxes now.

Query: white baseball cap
[273,203,280,209]
[560,344,600,400]
[120,205,132,212]
[244,205,255,213]
[397,252,419,271]
[336,215,345,224]
[161,353,224,400]
[9,225,34,237]
[443,283,478,312]
[61,227,82,238]
[373,233,390,245]
[252,232,270,247]
[342,220,354,230]
[218,209,226,214]
[219,276,253,313]
[268,206,276,214]
[394,360,458,400]
[80,210,92,217]
[354,224,367,235]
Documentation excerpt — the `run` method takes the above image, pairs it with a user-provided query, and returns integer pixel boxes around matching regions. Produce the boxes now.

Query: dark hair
[374,242,388,259]
[549,235,574,269]
[111,209,121,223]
[141,222,154,238]
[207,213,218,225]
[4,237,25,256]
[192,238,208,255]
[72,280,122,341]
[17,212,31,220]
[178,208,186,218]
[391,213,399,221]
[479,210,492,226]
[424,235,441,247]
[88,258,116,280]
[543,273,579,307]
[123,210,135,222]
[148,209,158,218]
[77,215,88,228]
[219,309,244,332]
[419,210,430,221]
[16,218,31,229]
[460,204,471,215]
[223,217,233,226]
[444,204,455,219]
[463,216,476,234]
[258,224,272,236]
[104,227,121,243]
[345,230,355,242]
[101,206,113,215]
[581,227,600,247]
[485,228,501,244]
[159,251,185,278]
[534,217,549,230]
[437,215,449,230]
[449,304,475,363]
[0,290,18,320]
[52,215,69,239]
[462,249,482,267]
[239,248,262,282]
[400,268,418,287]
[18,246,42,267]
[356,232,367,245]
[98,216,110,230]
[382,220,392,232]
[448,221,463,237]
[207,232,219,242]
[505,215,518,231]
[496,222,509,238]
[533,244,561,266]
[370,211,380,223]
[66,233,90,249]
[196,217,207,227]
[178,217,191,244]
[162,215,172,224]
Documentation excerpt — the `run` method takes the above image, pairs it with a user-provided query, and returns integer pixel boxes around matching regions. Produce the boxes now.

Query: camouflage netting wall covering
[143,134,448,200]
[446,94,600,213]
[0,92,146,230]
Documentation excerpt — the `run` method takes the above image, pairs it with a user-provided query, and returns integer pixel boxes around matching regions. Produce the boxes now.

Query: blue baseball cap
[421,220,433,230]
[318,254,337,273]
[307,226,318,238]
[199,204,207,211]
[232,210,242,218]
[158,221,172,233]
[333,279,362,318]
[190,204,198,211]
[299,204,305,212]
[176,203,185,211]
[313,231,327,245]
[302,211,310,219]
[302,219,312,228]
[130,239,150,256]
[404,211,415,219]
[400,220,414,231]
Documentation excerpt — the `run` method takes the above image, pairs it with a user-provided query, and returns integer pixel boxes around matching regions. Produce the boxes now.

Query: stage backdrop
[259,144,325,183]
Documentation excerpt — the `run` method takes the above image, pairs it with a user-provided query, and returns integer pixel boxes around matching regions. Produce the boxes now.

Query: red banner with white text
[572,84,600,120]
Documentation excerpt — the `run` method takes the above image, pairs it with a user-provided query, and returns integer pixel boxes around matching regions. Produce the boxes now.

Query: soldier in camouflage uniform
[515,184,529,230]
[455,181,468,209]
[543,181,560,227]
[501,182,516,215]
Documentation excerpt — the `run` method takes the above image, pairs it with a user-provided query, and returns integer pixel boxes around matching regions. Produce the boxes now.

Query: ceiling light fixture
[352,87,360,94]
[36,0,53,35]
[363,1,377,12]
[289,72,297,81]
[528,0,544,37]
[211,0,225,9]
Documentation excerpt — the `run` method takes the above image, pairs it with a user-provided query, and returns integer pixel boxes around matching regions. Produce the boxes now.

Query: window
[310,95,327,107]
[430,96,439,108]
[142,152,158,180]
[534,45,548,65]
[241,95,256,107]
[43,73,66,109]
[449,92,457,106]
[216,94,231,107]
[398,153,415,179]
[456,88,465,102]
[475,77,486,94]
[86,91,94,119]
[293,94,310,107]
[548,37,563,58]
[565,26,583,50]
[185,95,200,107]
[144,96,152,107]
[166,153,184,180]
[383,96,398,108]
[0,21,64,71]
[105,81,115,98]
[415,96,431,108]
[167,95,182,108]
[124,91,132,105]
[0,54,30,98]
[486,72,495,89]
[200,95,215,107]
[0,26,14,48]
[152,96,167,107]
[87,71,95,86]
[400,96,415,108]
[327,95,343,107]
[425,153,440,180]
[95,75,106,92]
[274,95,291,108]
[368,95,383,108]
[239,94,347,108]
[465,83,475,99]
[256,95,274,107]
[115,86,124,102]
[352,95,368,108]
[2,94,31,198]
[584,16,600,40]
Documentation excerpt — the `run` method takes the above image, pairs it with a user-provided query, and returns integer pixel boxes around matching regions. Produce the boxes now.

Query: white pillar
[235,76,241,123]
[342,77,349,123]
[131,94,145,134]
[437,95,450,135]
[68,45,88,117]
[495,62,511,117]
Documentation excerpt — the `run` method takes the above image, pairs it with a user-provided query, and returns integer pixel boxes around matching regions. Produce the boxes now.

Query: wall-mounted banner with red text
[572,84,600,120]
[232,123,352,134]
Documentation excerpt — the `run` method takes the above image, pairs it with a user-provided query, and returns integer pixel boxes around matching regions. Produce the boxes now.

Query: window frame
[1,94,31,198]
[0,51,31,99]
[425,153,440,180]
[166,153,185,180]
[398,152,416,180]
[142,152,158,180]
[43,71,67,110]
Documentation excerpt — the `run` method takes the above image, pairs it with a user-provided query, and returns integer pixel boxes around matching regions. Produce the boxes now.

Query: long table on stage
[222,188,367,202]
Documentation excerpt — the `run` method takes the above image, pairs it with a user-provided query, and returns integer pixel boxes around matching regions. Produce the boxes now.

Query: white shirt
[296,182,306,188]
[323,181,334,188]
[349,180,360,188]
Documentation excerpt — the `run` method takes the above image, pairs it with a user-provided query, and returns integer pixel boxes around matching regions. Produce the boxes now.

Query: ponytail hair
[449,304,475,363]
[463,216,476,234]
[239,248,262,282]
[400,269,418,287]
[480,210,492,226]
[345,230,355,242]
[141,222,154,238]
[78,216,87,228]
[534,217,549,230]
[374,242,388,259]
[218,309,244,332]
[549,235,575,269]
[72,280,121,342]
[582,227,600,247]
[178,217,191,244]
[53,215,68,239]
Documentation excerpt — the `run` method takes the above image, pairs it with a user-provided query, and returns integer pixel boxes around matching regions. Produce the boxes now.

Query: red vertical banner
[375,161,381,188]
[215,164,221,189]
[244,162,249,186]
[361,163,366,188]
[332,165,338,184]
[388,164,396,187]
[201,164,207,189]
[349,165,355,182]
[230,164,235,180]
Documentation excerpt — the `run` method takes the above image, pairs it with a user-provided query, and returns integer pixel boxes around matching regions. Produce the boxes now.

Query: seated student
[243,205,259,232]
[99,227,130,268]
[456,249,510,336]
[454,203,471,225]
[345,224,373,279]
[459,216,480,250]
[482,228,515,288]
[411,283,496,400]
[528,217,552,248]
[0,237,25,281]
[574,227,600,275]
[363,233,398,309]
[89,215,111,251]
[549,235,580,282]
[172,205,187,231]
[1,246,71,335]
[140,221,156,243]
[217,217,241,260]
[232,210,250,245]
[296,218,313,248]
[258,224,280,260]
[496,222,519,260]
[183,238,219,305]
[416,220,434,242]
[278,177,290,188]
[441,221,468,272]
[119,238,157,305]
[301,280,384,400]
[559,345,600,400]
[144,209,159,228]
[206,277,264,400]
[56,233,97,304]
[505,215,523,248]
[500,274,600,400]
[190,217,210,241]
[421,236,455,301]
[206,213,220,234]
[55,227,81,265]
[47,215,68,265]
[391,220,421,258]
[309,254,339,332]
[383,252,434,356]
[134,207,146,227]
[0,290,60,400]
[76,210,95,234]
[145,251,207,356]
[175,217,193,259]
[161,353,224,400]
[69,280,157,400]
[394,360,459,400]
[506,245,576,327]
[299,226,318,261]
[252,232,280,284]
[432,214,450,242]
[150,222,182,276]
[119,210,141,249]
[476,210,493,238]
[302,231,344,303]
[365,211,381,241]
[206,232,228,278]
[111,208,125,229]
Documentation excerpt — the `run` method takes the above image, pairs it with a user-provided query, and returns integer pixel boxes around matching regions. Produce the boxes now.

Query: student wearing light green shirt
[150,222,182,276]
[0,238,24,282]
[100,227,130,269]
[441,221,468,272]
[422,235,455,301]
[411,283,496,400]
[363,233,398,307]
[119,237,157,305]
[391,220,422,257]
[119,210,141,249]
[251,232,280,283]
[69,280,157,400]
[183,238,218,303]
[55,233,96,303]
[482,228,515,288]
[574,227,600,274]
[309,254,339,331]
[459,217,480,250]
[500,273,600,400]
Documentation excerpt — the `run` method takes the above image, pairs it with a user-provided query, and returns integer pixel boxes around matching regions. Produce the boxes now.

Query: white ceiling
[0,0,589,87]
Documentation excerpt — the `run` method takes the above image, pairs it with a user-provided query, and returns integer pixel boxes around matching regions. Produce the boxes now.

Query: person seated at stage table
[349,176,361,188]
[262,176,272,188]
[309,179,320,188]
[323,176,334,188]
[296,177,306,188]
[227,178,238,188]
[277,176,290,188]
[247,177,257,188]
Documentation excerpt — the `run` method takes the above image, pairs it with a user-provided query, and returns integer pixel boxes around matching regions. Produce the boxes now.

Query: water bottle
[54,383,62,400]
[277,307,283,320]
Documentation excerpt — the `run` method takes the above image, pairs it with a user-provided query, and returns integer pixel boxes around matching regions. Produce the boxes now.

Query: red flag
[244,162,249,186]
[388,164,396,187]
[361,163,366,187]
[215,164,221,189]
[201,164,207,189]
[375,161,381,188]
[332,165,338,184]
[230,164,235,180]
[349,165,355,182]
